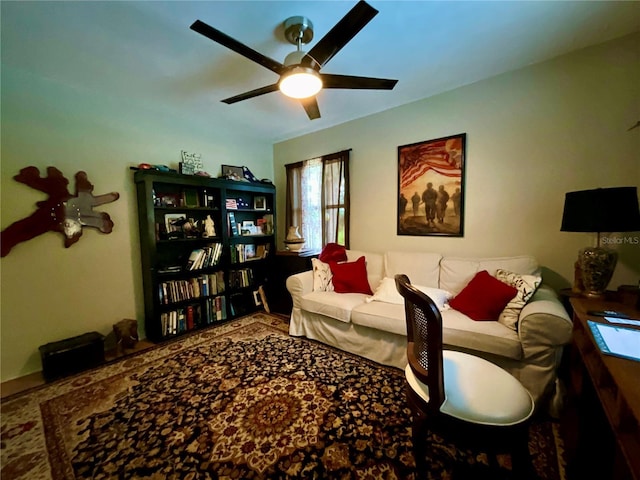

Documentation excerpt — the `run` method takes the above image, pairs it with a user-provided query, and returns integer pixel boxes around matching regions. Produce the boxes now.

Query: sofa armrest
[518,285,573,349]
[286,271,314,309]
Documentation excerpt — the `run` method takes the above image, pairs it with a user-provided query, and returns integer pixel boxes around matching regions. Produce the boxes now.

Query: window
[285,150,350,252]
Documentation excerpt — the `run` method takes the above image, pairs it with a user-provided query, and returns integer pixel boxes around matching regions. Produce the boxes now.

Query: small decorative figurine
[203,215,216,237]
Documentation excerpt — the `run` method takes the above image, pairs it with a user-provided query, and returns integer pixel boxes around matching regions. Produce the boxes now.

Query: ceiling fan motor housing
[283,16,314,45]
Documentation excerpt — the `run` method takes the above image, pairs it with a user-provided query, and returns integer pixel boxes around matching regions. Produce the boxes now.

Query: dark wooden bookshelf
[134,170,276,342]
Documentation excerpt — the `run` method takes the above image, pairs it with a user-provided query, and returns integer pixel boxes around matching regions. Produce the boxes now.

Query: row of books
[228,268,254,288]
[187,242,223,270]
[160,305,201,336]
[230,243,270,263]
[205,296,227,323]
[160,296,228,336]
[159,272,225,304]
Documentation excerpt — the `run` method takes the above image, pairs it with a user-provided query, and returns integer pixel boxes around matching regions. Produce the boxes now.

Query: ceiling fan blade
[191,20,285,75]
[321,73,398,90]
[222,83,280,104]
[299,97,321,120]
[304,1,378,68]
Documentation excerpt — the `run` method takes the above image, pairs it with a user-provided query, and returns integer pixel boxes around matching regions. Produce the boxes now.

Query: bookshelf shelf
[134,170,276,341]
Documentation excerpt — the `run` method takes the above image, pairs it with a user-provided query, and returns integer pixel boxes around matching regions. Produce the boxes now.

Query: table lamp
[561,186,640,297]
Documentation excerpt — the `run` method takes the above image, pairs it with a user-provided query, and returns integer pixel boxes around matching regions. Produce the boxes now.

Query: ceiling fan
[190,0,398,120]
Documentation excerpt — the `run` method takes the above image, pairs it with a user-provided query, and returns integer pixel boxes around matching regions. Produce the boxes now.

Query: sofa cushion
[495,269,542,331]
[439,255,540,295]
[311,258,334,292]
[300,291,367,323]
[441,309,523,360]
[330,256,373,295]
[449,270,518,321]
[384,251,442,288]
[346,250,384,291]
[366,277,452,310]
[352,301,406,336]
[350,301,523,360]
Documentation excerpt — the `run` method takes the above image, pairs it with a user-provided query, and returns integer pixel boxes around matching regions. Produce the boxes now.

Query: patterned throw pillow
[496,269,542,331]
[312,258,334,292]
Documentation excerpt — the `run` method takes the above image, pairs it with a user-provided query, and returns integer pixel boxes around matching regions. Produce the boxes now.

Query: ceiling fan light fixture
[279,67,322,99]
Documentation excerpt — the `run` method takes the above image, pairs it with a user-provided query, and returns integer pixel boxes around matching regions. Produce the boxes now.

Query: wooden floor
[1,340,155,399]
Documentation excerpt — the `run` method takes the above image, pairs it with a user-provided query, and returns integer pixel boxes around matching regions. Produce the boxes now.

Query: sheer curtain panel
[285,150,350,252]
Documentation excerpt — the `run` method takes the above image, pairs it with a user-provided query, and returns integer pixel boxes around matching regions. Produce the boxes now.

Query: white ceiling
[2,1,639,144]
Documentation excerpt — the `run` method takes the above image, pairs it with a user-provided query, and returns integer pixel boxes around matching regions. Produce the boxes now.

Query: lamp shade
[561,186,640,233]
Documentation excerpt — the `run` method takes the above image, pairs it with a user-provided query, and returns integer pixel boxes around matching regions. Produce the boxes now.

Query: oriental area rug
[1,313,565,479]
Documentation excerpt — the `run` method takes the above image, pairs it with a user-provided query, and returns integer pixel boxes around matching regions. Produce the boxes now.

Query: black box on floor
[39,332,105,381]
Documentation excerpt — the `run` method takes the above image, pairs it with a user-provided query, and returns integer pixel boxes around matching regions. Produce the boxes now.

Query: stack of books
[186,243,223,270]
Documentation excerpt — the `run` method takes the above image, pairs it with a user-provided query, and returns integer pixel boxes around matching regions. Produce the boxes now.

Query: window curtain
[285,150,350,252]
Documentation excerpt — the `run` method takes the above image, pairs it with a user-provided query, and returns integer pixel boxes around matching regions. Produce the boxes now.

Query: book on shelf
[160,305,202,336]
[158,265,182,274]
[186,243,222,271]
[228,212,239,236]
[205,295,227,324]
[186,249,204,270]
[228,268,254,288]
[158,271,227,305]
[231,244,256,263]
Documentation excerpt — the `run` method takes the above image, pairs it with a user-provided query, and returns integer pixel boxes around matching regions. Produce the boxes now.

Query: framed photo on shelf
[397,133,466,237]
[253,196,267,210]
[158,192,182,207]
[221,165,245,181]
[253,289,262,306]
[164,213,187,238]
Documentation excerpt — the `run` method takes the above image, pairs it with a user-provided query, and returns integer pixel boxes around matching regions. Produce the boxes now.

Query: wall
[274,33,640,292]
[0,66,273,382]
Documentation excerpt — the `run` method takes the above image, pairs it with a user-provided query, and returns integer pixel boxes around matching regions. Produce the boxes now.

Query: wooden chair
[395,274,536,479]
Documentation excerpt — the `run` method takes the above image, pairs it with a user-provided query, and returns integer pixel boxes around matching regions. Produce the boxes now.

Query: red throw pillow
[449,270,518,321]
[319,243,348,263]
[329,256,373,295]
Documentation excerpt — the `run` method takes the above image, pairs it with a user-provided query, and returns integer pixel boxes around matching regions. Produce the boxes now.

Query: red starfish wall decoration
[1,166,120,257]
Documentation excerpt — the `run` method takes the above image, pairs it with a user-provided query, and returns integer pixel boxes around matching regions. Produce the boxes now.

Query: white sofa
[286,250,572,408]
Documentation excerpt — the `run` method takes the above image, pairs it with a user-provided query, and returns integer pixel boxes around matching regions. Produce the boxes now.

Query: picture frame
[397,133,466,237]
[221,165,245,181]
[164,213,187,239]
[253,289,262,306]
[158,192,182,207]
[253,196,267,210]
[180,151,202,175]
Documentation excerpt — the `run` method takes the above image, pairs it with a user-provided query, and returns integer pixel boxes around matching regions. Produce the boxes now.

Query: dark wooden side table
[565,296,640,480]
[266,250,318,315]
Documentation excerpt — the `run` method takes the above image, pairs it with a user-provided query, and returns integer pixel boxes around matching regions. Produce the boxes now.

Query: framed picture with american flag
[397,133,466,237]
